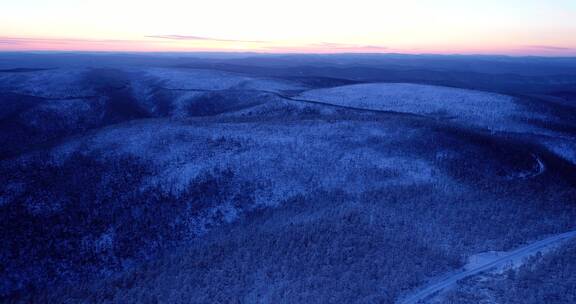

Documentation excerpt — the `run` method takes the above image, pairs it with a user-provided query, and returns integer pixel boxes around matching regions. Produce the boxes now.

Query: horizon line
[1,50,576,59]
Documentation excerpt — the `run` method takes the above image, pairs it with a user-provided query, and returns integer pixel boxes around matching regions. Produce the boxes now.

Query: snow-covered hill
[1,59,575,303]
[0,68,96,99]
[298,83,542,132]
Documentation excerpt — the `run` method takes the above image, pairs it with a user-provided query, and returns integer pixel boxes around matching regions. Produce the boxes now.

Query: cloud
[527,45,574,51]
[146,35,269,44]
[0,37,58,45]
[0,37,395,54]
[0,36,159,45]
[0,36,177,52]
[313,42,389,50]
[262,42,390,53]
[0,40,21,44]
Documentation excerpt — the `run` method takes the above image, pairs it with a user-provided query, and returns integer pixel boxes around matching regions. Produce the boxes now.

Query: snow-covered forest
[1,53,576,303]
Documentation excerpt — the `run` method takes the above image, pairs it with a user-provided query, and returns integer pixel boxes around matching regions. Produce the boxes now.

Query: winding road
[398,230,576,304]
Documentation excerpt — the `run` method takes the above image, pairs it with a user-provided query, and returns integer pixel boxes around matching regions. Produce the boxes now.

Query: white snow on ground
[169,91,207,118]
[463,239,565,275]
[298,83,540,132]
[136,68,304,91]
[138,68,250,90]
[541,137,576,164]
[425,234,574,303]
[20,98,102,130]
[0,68,95,98]
[128,68,305,117]
[465,250,533,274]
[505,153,546,180]
[48,118,445,209]
[233,77,306,91]
[0,67,305,119]
[400,230,576,304]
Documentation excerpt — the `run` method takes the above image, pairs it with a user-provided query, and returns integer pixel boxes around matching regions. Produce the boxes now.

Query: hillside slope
[1,58,575,303]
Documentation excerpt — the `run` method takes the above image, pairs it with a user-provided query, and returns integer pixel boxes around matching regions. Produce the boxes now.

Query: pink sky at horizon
[0,36,573,56]
[1,0,575,56]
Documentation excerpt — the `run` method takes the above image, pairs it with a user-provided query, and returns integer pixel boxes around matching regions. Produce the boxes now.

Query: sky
[1,0,576,55]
